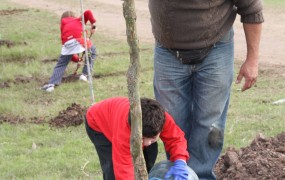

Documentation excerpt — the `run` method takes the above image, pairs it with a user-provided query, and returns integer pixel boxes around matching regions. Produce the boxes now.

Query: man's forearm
[243,23,262,63]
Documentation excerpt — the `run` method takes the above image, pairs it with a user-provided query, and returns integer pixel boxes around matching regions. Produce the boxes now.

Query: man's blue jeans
[153,29,234,180]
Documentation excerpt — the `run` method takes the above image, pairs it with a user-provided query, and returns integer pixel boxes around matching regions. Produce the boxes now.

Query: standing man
[149,0,264,179]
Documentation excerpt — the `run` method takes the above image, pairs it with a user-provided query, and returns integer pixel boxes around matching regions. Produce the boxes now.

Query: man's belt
[168,45,213,65]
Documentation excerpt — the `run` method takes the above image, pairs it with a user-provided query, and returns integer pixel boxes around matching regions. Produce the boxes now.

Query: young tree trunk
[123,0,148,179]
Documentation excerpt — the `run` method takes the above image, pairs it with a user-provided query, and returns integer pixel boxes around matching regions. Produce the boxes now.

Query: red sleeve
[83,10,96,24]
[160,112,190,162]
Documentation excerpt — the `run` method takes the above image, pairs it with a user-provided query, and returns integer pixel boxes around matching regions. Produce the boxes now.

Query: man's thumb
[236,73,243,84]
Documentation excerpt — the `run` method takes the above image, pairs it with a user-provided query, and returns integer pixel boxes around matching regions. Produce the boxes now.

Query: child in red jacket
[41,10,96,92]
[85,97,198,180]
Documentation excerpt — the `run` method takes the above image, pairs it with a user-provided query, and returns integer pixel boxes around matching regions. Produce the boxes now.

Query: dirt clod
[0,40,16,48]
[0,40,28,48]
[61,74,80,83]
[30,116,46,124]
[215,132,285,180]
[0,75,46,89]
[0,114,26,124]
[0,8,28,16]
[49,103,87,128]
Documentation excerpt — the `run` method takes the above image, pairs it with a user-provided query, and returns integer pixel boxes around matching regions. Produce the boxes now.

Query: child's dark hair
[128,98,165,138]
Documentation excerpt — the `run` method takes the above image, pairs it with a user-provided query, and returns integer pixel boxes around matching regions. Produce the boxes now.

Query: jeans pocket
[219,28,234,43]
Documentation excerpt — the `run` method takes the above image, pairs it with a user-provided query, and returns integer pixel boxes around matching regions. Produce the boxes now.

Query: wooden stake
[123,0,148,179]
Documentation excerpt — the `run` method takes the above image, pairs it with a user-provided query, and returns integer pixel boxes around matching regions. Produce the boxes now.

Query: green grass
[0,8,60,63]
[0,123,102,179]
[0,0,285,179]
[264,0,285,6]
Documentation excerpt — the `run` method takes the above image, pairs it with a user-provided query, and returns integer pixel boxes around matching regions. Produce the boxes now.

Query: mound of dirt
[215,132,285,179]
[49,103,87,128]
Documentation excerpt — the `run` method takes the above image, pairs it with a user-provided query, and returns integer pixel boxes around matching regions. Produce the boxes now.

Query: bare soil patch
[0,39,28,48]
[0,8,28,16]
[0,40,16,48]
[61,74,81,83]
[42,58,58,63]
[0,75,46,89]
[215,133,285,180]
[30,116,46,124]
[0,114,26,124]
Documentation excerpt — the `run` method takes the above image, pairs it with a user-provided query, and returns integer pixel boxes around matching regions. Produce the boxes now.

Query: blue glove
[164,160,188,180]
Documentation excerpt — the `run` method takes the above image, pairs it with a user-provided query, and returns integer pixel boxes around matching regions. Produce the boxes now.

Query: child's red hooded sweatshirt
[86,97,189,180]
[60,10,96,48]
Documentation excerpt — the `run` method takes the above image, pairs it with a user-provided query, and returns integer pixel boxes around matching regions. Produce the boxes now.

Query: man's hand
[165,160,188,180]
[236,23,262,92]
[236,58,258,91]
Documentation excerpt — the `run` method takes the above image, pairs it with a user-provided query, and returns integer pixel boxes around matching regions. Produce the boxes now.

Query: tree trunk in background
[123,0,148,179]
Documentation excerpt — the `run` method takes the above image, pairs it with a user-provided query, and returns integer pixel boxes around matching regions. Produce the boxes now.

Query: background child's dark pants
[85,119,158,180]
